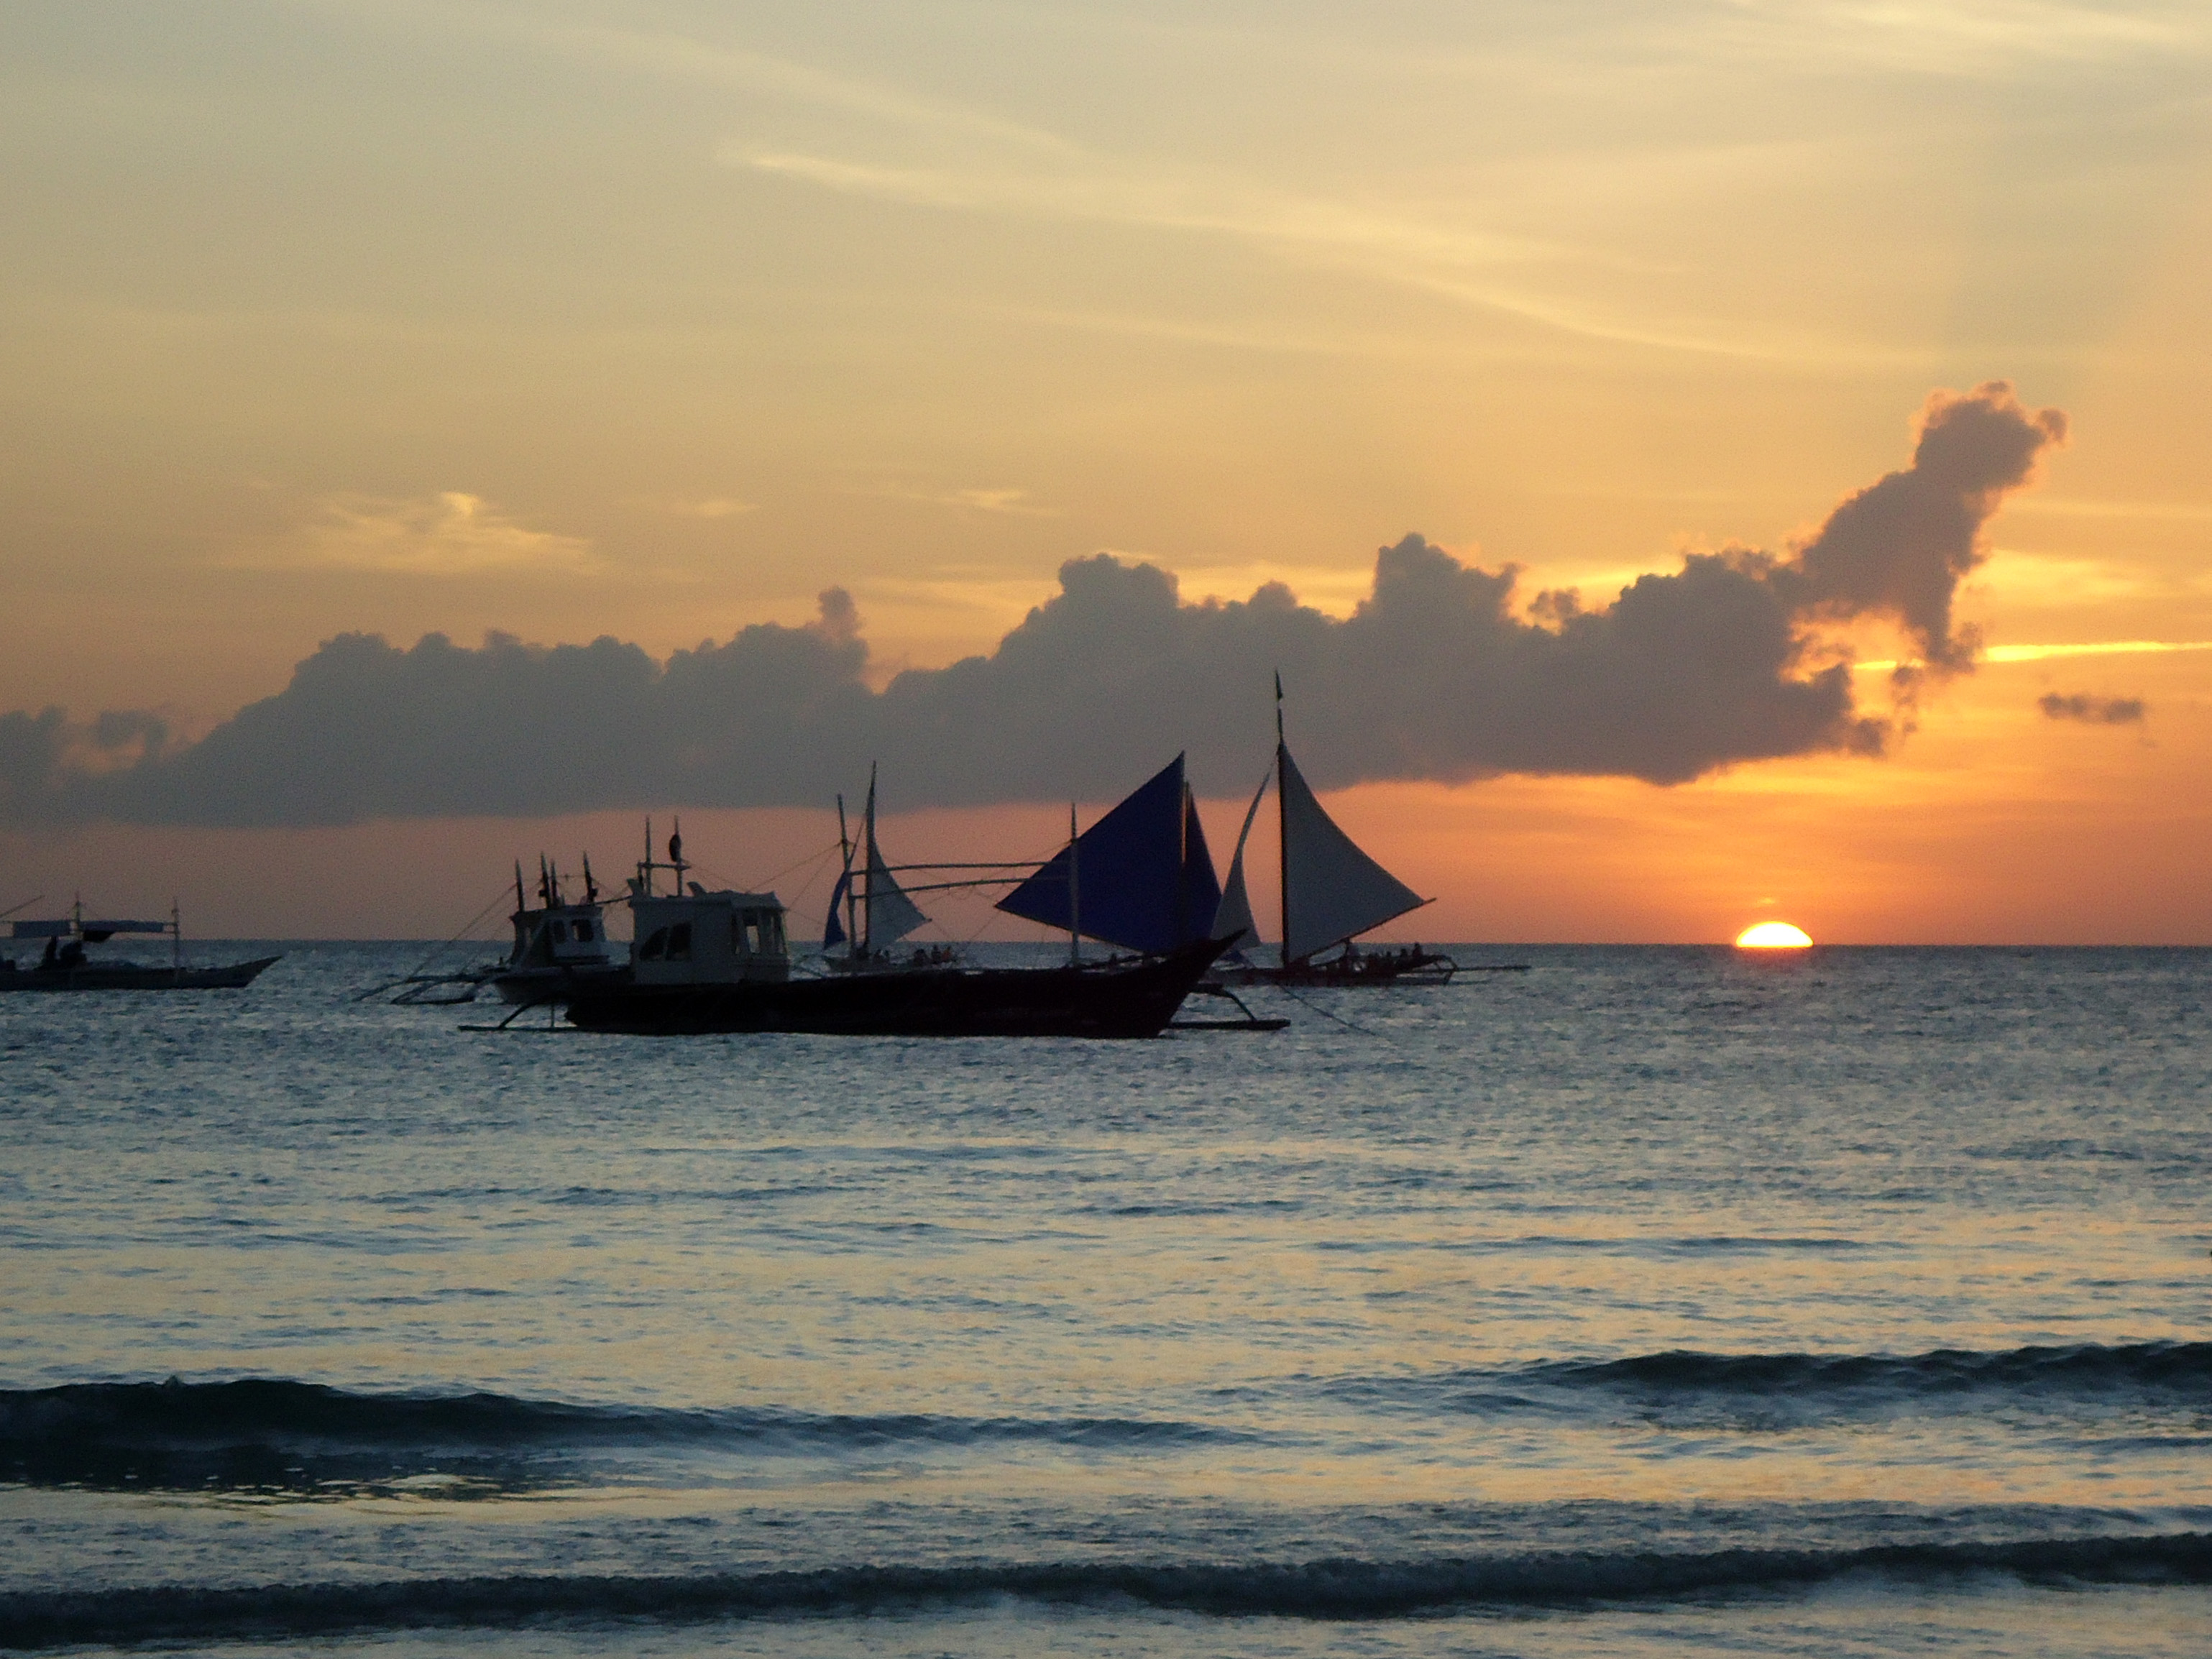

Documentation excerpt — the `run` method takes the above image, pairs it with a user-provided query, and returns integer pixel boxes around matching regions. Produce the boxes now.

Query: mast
[861,765,878,957]
[1275,671,1290,969]
[835,791,856,959]
[1068,801,1080,967]
[642,817,653,898]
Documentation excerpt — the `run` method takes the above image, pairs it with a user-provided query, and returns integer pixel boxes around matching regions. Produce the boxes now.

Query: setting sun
[1735,922,1814,949]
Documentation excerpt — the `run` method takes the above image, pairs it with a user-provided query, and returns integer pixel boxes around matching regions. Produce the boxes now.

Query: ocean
[3,943,2208,1655]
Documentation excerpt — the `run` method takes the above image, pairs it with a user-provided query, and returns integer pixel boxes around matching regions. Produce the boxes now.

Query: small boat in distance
[1211,684,1462,987]
[0,900,278,991]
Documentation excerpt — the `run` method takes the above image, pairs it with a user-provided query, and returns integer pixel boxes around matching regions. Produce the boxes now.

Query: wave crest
[4,1534,2208,1646]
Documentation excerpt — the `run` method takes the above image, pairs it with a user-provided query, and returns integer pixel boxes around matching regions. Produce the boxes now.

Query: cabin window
[550,921,569,943]
[638,926,669,960]
[732,911,783,955]
[666,922,692,960]
[572,921,593,942]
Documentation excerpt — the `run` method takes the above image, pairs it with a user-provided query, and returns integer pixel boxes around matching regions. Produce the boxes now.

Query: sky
[4,0,2210,942]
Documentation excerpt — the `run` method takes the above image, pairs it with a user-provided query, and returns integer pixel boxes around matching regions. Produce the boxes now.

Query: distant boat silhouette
[1212,681,1461,987]
[0,901,277,991]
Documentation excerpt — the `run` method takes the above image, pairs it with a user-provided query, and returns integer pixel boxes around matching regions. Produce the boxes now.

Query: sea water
[2,944,2208,1655]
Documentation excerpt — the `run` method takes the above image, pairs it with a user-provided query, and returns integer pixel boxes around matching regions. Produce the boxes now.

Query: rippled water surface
[3,943,2209,1654]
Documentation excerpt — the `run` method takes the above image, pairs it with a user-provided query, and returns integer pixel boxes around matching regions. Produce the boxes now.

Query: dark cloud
[1,383,2065,827]
[2039,692,2145,725]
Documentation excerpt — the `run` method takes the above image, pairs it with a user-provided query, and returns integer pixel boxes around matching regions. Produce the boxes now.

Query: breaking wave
[0,1379,1248,1492]
[3,1534,2208,1646]
[1336,1341,2212,1416]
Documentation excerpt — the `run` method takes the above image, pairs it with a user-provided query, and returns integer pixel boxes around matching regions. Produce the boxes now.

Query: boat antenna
[1275,671,1290,970]
[643,817,653,898]
[582,855,598,905]
[514,860,527,916]
[538,855,554,908]
[669,819,686,890]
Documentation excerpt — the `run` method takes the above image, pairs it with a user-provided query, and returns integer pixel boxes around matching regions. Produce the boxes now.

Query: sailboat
[1211,687,1459,987]
[822,766,935,969]
[561,761,1232,1037]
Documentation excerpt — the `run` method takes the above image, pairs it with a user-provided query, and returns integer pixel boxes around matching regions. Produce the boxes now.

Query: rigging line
[886,876,1031,896]
[876,860,1043,872]
[356,886,513,1000]
[682,838,848,896]
[1267,980,1385,1039]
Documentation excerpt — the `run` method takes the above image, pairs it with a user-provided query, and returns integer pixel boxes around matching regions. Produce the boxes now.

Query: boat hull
[0,955,281,992]
[1214,950,1460,988]
[564,940,1228,1037]
[490,965,627,1006]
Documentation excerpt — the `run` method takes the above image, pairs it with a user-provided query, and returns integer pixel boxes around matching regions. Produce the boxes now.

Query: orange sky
[4,2,2210,941]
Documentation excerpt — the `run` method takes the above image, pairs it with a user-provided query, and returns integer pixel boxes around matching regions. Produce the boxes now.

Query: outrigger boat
[365,853,622,1006]
[559,758,1249,1037]
[487,854,622,1006]
[1209,683,1471,988]
[0,900,278,991]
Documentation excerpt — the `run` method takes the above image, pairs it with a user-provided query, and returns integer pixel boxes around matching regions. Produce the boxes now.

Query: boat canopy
[1279,747,1424,963]
[997,754,1222,955]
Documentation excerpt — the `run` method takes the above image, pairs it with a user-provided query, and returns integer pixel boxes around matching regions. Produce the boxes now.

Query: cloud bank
[2,383,2063,827]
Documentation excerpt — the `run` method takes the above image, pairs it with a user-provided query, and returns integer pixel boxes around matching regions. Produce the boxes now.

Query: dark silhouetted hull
[564,940,1227,1037]
[1215,949,1464,988]
[0,955,281,992]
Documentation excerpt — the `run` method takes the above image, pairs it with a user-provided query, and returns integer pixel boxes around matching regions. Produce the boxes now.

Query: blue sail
[1180,789,1223,947]
[997,755,1222,955]
[822,866,852,950]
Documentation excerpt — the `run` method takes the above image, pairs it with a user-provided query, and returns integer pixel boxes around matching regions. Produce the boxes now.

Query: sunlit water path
[3,945,2208,1655]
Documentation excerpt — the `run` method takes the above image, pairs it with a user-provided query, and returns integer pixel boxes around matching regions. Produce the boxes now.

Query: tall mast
[861,764,878,957]
[1068,801,1080,968]
[643,817,653,898]
[1275,671,1290,969]
[835,791,855,959]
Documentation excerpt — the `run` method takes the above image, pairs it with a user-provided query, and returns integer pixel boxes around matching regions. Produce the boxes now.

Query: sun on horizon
[1735,922,1814,949]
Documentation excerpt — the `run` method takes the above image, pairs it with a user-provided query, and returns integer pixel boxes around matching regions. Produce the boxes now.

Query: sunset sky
[5,0,2211,942]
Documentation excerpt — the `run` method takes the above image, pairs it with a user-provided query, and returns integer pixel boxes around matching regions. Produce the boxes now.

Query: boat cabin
[508,903,612,972]
[629,888,789,985]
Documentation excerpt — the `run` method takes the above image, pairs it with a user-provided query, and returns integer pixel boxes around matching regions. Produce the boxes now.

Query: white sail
[861,771,928,950]
[1280,746,1426,963]
[1211,768,1271,955]
[863,835,927,947]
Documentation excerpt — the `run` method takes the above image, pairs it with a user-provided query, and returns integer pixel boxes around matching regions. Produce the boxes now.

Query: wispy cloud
[856,482,1060,518]
[639,496,756,520]
[228,492,601,577]
[1856,639,2212,671]
[2039,690,2147,724]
